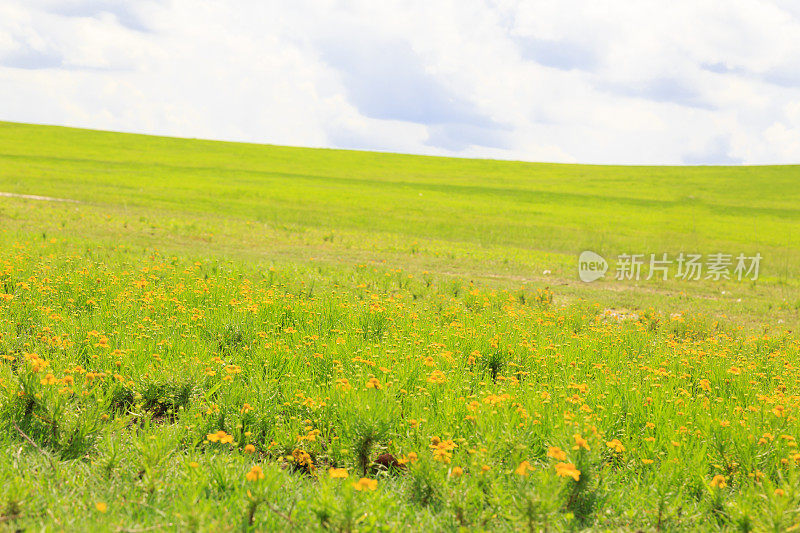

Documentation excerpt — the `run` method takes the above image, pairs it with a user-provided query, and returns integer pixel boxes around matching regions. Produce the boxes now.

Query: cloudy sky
[1,0,800,164]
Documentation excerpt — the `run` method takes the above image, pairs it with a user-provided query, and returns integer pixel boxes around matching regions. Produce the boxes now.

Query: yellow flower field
[1,122,799,530]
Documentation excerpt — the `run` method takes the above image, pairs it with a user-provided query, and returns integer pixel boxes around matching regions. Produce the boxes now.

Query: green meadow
[1,121,800,531]
[1,121,798,329]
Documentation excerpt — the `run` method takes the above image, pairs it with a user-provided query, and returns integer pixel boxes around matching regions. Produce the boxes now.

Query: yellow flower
[246,465,265,481]
[328,468,349,479]
[40,373,57,385]
[353,477,378,491]
[398,452,418,465]
[244,444,256,454]
[710,475,727,489]
[95,502,108,513]
[775,488,786,497]
[450,466,463,478]
[573,434,590,451]
[432,447,452,463]
[188,461,199,468]
[547,446,567,461]
[515,460,533,476]
[426,370,447,384]
[365,377,382,389]
[207,430,234,444]
[606,439,625,453]
[555,462,581,481]
[290,448,316,473]
[430,439,457,463]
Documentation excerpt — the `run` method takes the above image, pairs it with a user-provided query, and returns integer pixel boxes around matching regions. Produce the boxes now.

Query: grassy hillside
[1,122,800,531]
[1,121,798,329]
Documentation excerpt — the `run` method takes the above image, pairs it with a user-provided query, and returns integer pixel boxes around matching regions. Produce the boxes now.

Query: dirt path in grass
[0,191,78,203]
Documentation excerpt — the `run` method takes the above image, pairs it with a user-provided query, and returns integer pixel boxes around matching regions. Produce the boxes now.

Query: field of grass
[1,121,800,531]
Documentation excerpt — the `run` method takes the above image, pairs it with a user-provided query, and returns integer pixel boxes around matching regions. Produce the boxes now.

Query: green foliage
[0,122,799,530]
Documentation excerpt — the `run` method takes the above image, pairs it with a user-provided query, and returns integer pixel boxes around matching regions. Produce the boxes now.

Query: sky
[1,0,800,165]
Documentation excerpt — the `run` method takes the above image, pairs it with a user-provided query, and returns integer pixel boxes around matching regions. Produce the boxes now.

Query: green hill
[1,121,797,327]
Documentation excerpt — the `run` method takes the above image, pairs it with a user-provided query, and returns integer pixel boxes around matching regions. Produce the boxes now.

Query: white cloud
[0,0,799,164]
